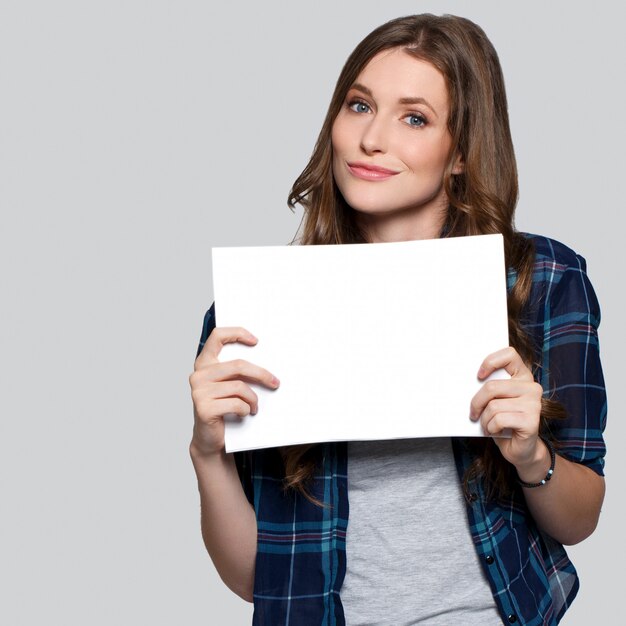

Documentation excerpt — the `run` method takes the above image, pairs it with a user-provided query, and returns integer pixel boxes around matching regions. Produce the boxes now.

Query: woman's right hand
[188,326,280,459]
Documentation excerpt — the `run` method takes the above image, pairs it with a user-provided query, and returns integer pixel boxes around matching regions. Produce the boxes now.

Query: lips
[347,161,400,180]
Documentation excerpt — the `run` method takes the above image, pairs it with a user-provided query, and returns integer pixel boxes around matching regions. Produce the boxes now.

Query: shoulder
[517,233,592,299]
[521,232,587,276]
[519,232,601,324]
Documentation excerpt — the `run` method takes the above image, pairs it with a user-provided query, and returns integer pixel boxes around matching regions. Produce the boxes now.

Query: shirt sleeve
[195,304,255,506]
[196,302,216,360]
[541,255,607,476]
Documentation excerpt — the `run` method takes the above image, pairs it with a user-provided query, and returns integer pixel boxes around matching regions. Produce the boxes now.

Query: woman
[189,14,606,625]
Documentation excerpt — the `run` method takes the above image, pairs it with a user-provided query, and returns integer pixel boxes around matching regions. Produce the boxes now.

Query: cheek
[331,123,347,178]
[331,111,357,155]
[403,140,449,172]
[330,121,344,155]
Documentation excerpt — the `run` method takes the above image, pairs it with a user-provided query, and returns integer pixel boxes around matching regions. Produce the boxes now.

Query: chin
[346,198,412,217]
[339,191,392,215]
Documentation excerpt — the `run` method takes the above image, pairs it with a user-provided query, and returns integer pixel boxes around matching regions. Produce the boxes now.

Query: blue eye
[348,99,370,113]
[404,113,427,128]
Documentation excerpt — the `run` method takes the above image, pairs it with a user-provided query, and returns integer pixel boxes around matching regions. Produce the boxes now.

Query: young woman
[189,14,607,625]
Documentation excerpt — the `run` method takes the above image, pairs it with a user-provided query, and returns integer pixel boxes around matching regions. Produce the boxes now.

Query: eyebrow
[349,82,439,118]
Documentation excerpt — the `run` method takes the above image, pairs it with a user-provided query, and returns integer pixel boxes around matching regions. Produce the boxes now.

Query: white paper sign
[211,234,509,452]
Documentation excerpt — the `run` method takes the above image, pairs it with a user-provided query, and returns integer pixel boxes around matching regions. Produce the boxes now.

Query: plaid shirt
[196,234,607,626]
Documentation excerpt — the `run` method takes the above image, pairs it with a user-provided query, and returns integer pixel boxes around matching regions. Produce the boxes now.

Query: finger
[470,379,537,419]
[209,380,259,414]
[478,398,513,430]
[210,358,280,389]
[203,397,253,421]
[484,412,531,436]
[477,346,533,382]
[477,396,541,432]
[195,327,258,368]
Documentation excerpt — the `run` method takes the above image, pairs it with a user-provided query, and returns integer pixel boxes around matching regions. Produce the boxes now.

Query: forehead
[353,48,449,112]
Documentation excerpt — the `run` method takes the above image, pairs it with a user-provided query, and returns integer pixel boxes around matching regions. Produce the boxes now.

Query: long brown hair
[282,14,565,506]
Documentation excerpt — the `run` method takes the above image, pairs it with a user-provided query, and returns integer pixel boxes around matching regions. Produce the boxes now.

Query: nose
[360,114,388,155]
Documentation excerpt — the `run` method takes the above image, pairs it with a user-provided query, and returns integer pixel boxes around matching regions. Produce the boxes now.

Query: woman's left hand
[470,346,545,470]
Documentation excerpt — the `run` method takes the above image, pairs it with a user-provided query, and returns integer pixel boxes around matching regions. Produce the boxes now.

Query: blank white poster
[212,234,509,452]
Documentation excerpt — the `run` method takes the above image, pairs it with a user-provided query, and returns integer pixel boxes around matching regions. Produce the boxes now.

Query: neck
[357,203,447,243]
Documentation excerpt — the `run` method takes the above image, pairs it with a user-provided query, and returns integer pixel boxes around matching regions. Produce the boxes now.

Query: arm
[471,254,607,545]
[515,440,605,545]
[189,308,281,601]
[470,349,605,545]
[189,445,257,602]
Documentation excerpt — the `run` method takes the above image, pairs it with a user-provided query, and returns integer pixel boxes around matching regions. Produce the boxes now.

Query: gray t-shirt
[340,437,502,625]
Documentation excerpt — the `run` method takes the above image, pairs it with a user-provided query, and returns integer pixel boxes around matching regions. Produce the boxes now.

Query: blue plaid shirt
[196,234,607,626]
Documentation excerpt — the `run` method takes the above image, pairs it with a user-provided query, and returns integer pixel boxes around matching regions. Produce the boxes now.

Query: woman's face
[331,47,461,241]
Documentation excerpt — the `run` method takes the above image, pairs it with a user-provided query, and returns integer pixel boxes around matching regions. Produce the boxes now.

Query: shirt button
[485,555,494,565]
[468,492,478,502]
[508,614,517,623]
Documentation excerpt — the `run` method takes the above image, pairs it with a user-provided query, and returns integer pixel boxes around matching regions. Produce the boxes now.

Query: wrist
[515,438,552,484]
[189,440,227,467]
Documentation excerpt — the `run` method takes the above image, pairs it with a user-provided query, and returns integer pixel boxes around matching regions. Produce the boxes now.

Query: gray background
[0,1,622,624]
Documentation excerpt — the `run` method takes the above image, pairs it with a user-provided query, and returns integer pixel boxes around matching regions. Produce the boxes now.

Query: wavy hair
[281,14,565,506]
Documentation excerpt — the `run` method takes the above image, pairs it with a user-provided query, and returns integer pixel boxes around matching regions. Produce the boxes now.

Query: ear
[451,151,464,175]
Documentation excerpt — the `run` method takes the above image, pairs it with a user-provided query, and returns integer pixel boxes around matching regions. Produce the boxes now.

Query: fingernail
[477,367,486,379]
[271,377,280,387]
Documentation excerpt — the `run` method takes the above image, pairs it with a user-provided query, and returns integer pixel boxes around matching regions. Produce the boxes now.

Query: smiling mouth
[347,162,400,181]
